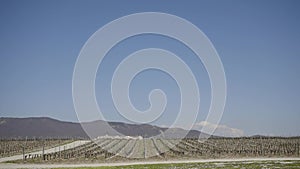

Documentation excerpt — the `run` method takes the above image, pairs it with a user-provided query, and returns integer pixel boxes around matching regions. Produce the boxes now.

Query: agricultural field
[1,136,299,164]
[0,138,72,158]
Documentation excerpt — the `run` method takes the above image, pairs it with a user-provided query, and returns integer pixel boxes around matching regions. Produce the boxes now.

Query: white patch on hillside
[193,121,244,137]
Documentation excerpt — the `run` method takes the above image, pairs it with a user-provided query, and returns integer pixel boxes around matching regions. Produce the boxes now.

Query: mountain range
[0,117,209,139]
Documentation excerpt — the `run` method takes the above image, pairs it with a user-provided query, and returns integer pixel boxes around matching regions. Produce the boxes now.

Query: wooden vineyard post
[42,140,45,160]
[59,140,61,159]
[22,146,25,162]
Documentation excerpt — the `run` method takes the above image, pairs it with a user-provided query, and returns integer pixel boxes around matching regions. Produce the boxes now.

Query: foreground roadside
[1,158,300,169]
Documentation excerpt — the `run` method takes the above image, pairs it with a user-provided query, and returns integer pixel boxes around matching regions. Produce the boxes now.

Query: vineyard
[0,138,72,158]
[1,137,300,163]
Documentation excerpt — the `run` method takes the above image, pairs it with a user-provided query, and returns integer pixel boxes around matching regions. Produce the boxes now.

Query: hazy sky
[0,0,299,136]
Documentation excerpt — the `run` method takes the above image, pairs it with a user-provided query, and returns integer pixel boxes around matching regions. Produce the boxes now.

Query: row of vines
[1,137,299,162]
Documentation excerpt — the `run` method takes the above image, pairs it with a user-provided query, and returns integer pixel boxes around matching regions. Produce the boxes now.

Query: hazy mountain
[0,117,87,139]
[0,117,209,139]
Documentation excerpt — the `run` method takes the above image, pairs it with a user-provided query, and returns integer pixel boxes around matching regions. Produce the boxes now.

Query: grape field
[1,137,299,163]
[0,138,71,158]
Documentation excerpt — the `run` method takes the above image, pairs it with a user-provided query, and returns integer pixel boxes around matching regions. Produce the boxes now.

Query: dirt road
[0,158,300,169]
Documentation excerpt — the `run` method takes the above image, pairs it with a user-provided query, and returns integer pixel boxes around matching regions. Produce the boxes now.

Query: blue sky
[0,0,300,136]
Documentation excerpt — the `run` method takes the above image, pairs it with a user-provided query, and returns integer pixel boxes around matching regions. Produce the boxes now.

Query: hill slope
[0,117,207,139]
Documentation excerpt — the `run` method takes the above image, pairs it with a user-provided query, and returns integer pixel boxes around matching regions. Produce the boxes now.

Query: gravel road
[0,158,300,169]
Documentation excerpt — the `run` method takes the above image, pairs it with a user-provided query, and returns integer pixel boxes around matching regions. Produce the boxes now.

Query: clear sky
[0,0,299,136]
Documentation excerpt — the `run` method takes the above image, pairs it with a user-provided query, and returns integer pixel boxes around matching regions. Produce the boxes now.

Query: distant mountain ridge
[0,117,209,139]
[0,117,87,139]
